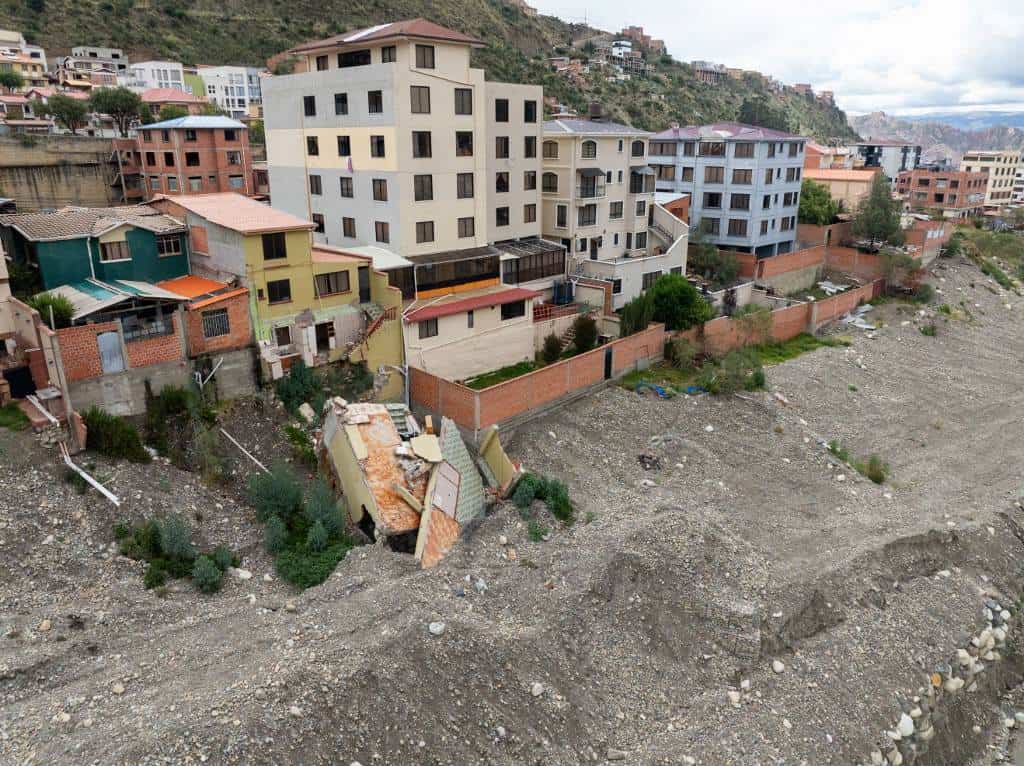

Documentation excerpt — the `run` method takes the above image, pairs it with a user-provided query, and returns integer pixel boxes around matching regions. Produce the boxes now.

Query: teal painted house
[0,205,190,290]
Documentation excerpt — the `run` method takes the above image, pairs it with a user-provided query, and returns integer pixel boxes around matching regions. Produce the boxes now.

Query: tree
[647,273,715,331]
[541,333,562,364]
[38,94,89,134]
[853,173,904,249]
[89,87,143,137]
[0,70,23,92]
[199,101,228,116]
[158,104,189,121]
[798,179,839,225]
[571,314,598,353]
[738,96,790,132]
[248,119,265,145]
[28,293,74,328]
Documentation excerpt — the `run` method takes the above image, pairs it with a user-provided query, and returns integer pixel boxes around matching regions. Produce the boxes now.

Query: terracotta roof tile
[153,193,315,234]
[804,168,881,182]
[404,287,539,323]
[0,205,185,241]
[289,18,483,54]
[141,87,206,104]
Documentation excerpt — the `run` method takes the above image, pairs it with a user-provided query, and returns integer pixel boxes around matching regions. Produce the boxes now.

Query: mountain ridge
[850,111,1024,162]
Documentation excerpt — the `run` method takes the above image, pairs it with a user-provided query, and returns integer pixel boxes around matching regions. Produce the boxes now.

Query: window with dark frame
[381,46,396,63]
[496,206,510,226]
[524,170,536,190]
[455,130,473,156]
[314,270,350,297]
[418,318,438,339]
[524,203,536,223]
[309,174,322,195]
[730,193,750,210]
[630,140,645,157]
[458,216,474,238]
[185,152,200,166]
[312,213,325,233]
[164,151,174,167]
[414,174,433,201]
[556,204,567,228]
[267,278,291,304]
[542,140,558,159]
[370,135,385,157]
[201,308,230,338]
[728,219,748,236]
[410,85,430,114]
[495,136,509,158]
[340,177,353,197]
[581,140,597,159]
[274,325,291,346]
[500,300,525,320]
[338,49,371,68]
[334,93,348,115]
[495,98,508,122]
[415,44,435,69]
[262,232,286,260]
[306,136,319,156]
[343,217,356,237]
[524,100,537,122]
[412,131,432,158]
[704,166,724,183]
[524,136,536,158]
[457,173,474,198]
[368,90,383,113]
[100,241,130,261]
[416,221,435,243]
[609,201,623,219]
[454,88,473,115]
[495,172,509,193]
[542,172,557,193]
[372,178,387,201]
[734,142,754,158]
[337,135,350,156]
[375,221,390,243]
[156,235,181,257]
[732,168,752,184]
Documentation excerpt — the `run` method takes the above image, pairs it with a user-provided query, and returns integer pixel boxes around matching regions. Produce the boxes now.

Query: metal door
[358,266,371,303]
[603,346,613,380]
[97,331,125,374]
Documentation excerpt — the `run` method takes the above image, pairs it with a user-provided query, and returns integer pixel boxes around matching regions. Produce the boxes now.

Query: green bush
[571,314,598,353]
[265,515,288,554]
[920,324,937,337]
[619,291,656,336]
[648,274,715,331]
[28,292,74,329]
[275,540,353,589]
[527,521,549,542]
[827,440,851,462]
[192,555,223,594]
[665,337,697,371]
[698,349,764,395]
[285,425,317,468]
[83,407,151,463]
[158,514,196,566]
[512,474,542,511]
[119,518,162,561]
[513,473,574,524]
[248,463,304,523]
[305,480,343,537]
[912,283,935,303]
[143,561,168,589]
[541,332,563,364]
[857,454,889,484]
[275,359,318,414]
[211,545,235,572]
[307,520,329,552]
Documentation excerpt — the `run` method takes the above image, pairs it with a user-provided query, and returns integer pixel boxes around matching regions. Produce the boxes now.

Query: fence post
[806,301,818,334]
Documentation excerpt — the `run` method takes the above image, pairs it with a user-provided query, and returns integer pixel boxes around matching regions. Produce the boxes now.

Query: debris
[219,428,269,474]
[428,621,446,636]
[230,568,252,581]
[297,403,316,423]
[772,660,785,674]
[635,382,672,398]
[637,452,662,471]
[704,425,714,433]
[111,682,125,695]
[289,705,303,718]
[530,682,544,697]
[38,618,52,632]
[817,280,850,296]
[606,749,627,761]
[60,443,120,507]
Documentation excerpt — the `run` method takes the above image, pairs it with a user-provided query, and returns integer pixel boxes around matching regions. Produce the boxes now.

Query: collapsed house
[318,400,520,568]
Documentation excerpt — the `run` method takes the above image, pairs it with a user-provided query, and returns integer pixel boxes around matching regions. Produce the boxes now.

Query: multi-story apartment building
[895,168,988,219]
[129,116,254,199]
[121,60,189,94]
[1013,167,1024,205]
[852,139,921,180]
[690,61,726,86]
[648,122,806,258]
[197,65,264,119]
[960,150,1021,210]
[540,116,687,307]
[68,45,129,75]
[263,19,566,304]
[141,87,208,118]
[0,29,46,73]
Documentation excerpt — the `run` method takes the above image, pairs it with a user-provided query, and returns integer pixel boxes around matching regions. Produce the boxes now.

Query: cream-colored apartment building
[541,117,688,308]
[961,149,1022,210]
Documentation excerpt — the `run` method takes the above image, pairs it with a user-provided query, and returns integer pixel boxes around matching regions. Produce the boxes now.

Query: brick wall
[125,317,185,369]
[757,245,826,278]
[57,316,186,383]
[824,246,887,281]
[184,293,252,357]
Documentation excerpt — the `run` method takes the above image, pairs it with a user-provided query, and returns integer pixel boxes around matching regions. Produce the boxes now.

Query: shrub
[285,425,317,468]
[827,440,851,462]
[119,518,162,561]
[920,324,937,337]
[275,359,318,414]
[143,561,168,589]
[699,349,764,395]
[912,283,935,304]
[541,332,563,364]
[571,315,598,353]
[248,463,304,523]
[211,545,235,572]
[305,480,343,537]
[527,521,549,542]
[539,477,574,523]
[28,293,74,329]
[192,555,223,594]
[275,540,353,589]
[648,274,715,331]
[158,514,196,568]
[307,520,329,552]
[858,455,889,484]
[619,291,655,336]
[83,408,151,463]
[665,337,697,371]
[265,515,288,554]
[512,474,542,511]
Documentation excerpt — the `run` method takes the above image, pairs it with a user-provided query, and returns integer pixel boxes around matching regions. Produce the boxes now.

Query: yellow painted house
[150,193,406,399]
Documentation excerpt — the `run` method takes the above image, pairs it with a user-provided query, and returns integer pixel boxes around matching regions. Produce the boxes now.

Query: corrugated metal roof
[0,205,184,242]
[336,245,414,271]
[42,278,184,320]
[153,193,313,234]
[649,122,806,141]
[140,115,246,130]
[404,286,538,324]
[544,118,649,136]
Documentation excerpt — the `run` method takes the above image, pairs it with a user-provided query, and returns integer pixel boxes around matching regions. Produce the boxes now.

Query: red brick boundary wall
[57,317,186,383]
[410,323,666,436]
[183,292,252,357]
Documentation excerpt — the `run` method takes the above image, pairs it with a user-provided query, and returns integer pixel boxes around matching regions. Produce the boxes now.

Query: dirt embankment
[1,257,1023,765]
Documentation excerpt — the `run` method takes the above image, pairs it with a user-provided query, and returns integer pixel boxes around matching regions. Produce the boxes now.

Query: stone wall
[0,136,120,211]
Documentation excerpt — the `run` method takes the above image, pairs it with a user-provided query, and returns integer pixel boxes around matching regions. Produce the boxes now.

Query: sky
[529,0,1024,116]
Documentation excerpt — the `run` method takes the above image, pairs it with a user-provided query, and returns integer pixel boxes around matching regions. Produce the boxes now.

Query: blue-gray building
[648,122,807,257]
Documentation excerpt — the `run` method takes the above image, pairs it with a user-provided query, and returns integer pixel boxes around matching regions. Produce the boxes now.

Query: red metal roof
[141,88,206,104]
[404,287,538,324]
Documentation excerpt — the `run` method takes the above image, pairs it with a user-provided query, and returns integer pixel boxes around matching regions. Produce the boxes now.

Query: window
[655,165,674,181]
[267,278,291,304]
[764,168,773,185]
[309,174,322,195]
[495,172,509,193]
[367,221,388,243]
[414,174,433,201]
[370,135,385,157]
[577,238,587,253]
[339,177,353,198]
[609,201,623,219]
[184,129,197,142]
[556,204,567,228]
[543,140,558,159]
[760,220,769,235]
[767,143,776,158]
[788,142,799,157]
[495,98,509,122]
[504,249,565,284]
[496,206,510,226]
[145,151,156,166]
[188,176,202,192]
[542,172,558,193]
[524,171,536,190]
[762,194,771,209]
[312,213,325,233]
[368,90,383,114]
[730,193,750,210]
[185,152,200,167]
[343,217,356,237]
[381,45,397,63]
[163,151,175,167]
[458,216,475,238]
[457,172,474,199]
[224,129,237,142]
[524,203,536,223]
[699,141,726,157]
[581,140,597,159]
[734,142,754,159]
[262,232,286,260]
[524,100,537,122]
[226,151,241,166]
[785,167,798,182]
[274,325,291,347]
[455,131,473,156]
[701,217,720,235]
[306,136,319,156]
[157,235,182,257]
[649,141,677,156]
[315,270,350,297]
[416,221,435,243]
[410,86,430,114]
[703,192,722,208]
[415,44,435,69]
[635,232,647,250]
[727,219,748,237]
[631,140,645,157]
[201,308,230,338]
[372,178,388,201]
[683,141,695,157]
[418,318,438,339]
[732,168,752,184]
[150,176,160,191]
[634,200,645,216]
[412,131,432,158]
[681,167,694,182]
[641,270,661,290]
[524,136,536,158]
[334,93,348,115]
[495,136,510,158]
[500,300,526,320]
[454,88,473,115]
[100,241,130,262]
[142,130,152,143]
[335,135,351,156]
[338,50,371,68]
[611,279,623,294]
[704,166,724,183]
[781,216,794,231]
[578,204,597,226]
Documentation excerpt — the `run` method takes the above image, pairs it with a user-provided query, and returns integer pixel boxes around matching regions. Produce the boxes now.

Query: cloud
[530,0,1024,114]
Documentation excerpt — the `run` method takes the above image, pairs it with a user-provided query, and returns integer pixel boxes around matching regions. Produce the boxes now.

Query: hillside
[851,111,1024,162]
[0,0,857,140]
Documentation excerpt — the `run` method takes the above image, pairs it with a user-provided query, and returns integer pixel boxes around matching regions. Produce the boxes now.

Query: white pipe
[61,443,120,506]
[219,427,269,473]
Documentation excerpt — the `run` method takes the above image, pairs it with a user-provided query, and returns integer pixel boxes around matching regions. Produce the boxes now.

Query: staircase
[558,322,576,351]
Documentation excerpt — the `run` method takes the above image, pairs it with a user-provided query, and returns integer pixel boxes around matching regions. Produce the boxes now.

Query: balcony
[576,182,606,199]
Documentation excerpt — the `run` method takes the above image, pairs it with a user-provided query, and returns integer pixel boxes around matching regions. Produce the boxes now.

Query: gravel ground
[1,257,1023,765]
